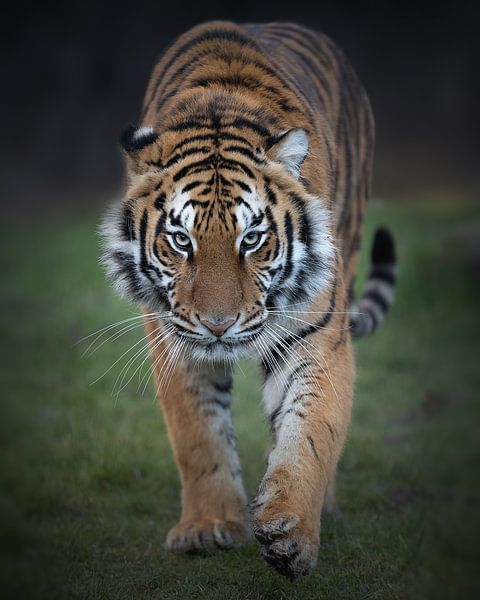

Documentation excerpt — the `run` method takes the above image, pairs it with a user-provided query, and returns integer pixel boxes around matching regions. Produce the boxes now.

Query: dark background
[1,1,479,215]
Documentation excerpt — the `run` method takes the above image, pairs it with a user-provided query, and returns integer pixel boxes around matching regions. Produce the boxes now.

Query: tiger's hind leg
[145,318,250,552]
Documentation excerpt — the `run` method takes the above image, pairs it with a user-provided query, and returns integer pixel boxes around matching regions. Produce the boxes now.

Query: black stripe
[139,210,164,301]
[156,29,261,97]
[121,201,136,241]
[307,436,320,461]
[154,212,166,238]
[240,310,262,327]
[292,392,318,404]
[324,421,337,441]
[269,404,283,432]
[246,27,319,120]
[220,158,255,179]
[232,179,252,193]
[139,210,150,275]
[164,146,211,169]
[272,33,333,102]
[268,24,335,74]
[311,277,338,331]
[156,46,297,116]
[288,193,310,243]
[250,214,264,227]
[143,27,260,115]
[234,196,253,212]
[206,396,230,410]
[369,268,396,286]
[181,180,204,193]
[264,178,277,205]
[154,193,166,211]
[228,117,271,138]
[239,321,265,335]
[265,206,280,260]
[171,132,255,154]
[173,312,196,327]
[172,156,214,181]
[283,360,312,396]
[190,75,299,114]
[166,120,211,133]
[363,288,390,313]
[111,251,142,295]
[269,278,338,359]
[223,145,261,163]
[263,33,329,108]
[282,212,294,282]
[212,380,232,394]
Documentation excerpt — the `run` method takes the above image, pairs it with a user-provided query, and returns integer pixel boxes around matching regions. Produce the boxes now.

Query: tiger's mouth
[173,326,263,346]
[171,323,265,361]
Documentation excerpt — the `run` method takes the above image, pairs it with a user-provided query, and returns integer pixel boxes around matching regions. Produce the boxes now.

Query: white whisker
[272,322,340,404]
[267,311,351,332]
[265,325,325,403]
[140,334,176,395]
[82,318,154,359]
[89,327,156,386]
[113,324,174,397]
[76,312,169,347]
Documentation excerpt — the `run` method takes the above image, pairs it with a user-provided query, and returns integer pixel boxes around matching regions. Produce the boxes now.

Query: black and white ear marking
[266,128,309,177]
[120,125,158,153]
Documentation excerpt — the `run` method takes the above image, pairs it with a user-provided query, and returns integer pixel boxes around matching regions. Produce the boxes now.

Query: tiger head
[102,124,335,361]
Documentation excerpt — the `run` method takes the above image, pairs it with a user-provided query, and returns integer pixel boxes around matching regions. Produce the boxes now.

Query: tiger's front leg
[145,318,249,552]
[252,334,354,579]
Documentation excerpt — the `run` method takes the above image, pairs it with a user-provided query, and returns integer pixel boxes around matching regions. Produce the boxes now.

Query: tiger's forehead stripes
[167,170,265,238]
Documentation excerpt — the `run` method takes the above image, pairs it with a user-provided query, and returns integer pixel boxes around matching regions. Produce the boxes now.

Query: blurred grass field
[0,201,479,599]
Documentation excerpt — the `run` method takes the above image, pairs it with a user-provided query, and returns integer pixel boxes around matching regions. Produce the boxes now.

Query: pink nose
[199,316,237,337]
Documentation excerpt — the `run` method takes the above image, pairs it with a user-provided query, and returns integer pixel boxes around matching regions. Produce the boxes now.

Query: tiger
[101,20,397,579]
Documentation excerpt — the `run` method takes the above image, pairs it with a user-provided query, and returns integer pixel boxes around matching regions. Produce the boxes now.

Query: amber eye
[173,232,192,250]
[242,232,261,249]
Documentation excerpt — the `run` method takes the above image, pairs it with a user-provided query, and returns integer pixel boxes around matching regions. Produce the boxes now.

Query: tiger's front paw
[260,532,318,580]
[165,518,250,553]
[252,515,318,579]
[251,489,319,579]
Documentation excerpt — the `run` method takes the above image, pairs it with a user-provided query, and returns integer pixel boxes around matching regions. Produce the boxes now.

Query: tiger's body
[102,21,396,579]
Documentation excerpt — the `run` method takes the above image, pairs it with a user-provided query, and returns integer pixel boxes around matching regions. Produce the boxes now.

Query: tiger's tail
[349,227,397,337]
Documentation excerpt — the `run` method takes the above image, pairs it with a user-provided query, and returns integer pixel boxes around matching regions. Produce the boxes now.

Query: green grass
[0,201,479,599]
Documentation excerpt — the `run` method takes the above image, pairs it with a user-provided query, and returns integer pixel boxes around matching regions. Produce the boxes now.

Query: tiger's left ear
[120,125,160,176]
[265,128,309,177]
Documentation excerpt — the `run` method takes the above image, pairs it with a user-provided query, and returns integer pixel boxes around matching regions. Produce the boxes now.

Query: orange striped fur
[102,21,397,579]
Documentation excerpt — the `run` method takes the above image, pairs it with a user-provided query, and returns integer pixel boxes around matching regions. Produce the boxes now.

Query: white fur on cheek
[99,200,166,310]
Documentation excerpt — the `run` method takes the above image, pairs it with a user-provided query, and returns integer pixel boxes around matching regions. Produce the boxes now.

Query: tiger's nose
[199,315,238,337]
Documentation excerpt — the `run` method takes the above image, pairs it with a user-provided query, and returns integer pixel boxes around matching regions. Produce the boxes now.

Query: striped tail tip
[350,226,397,338]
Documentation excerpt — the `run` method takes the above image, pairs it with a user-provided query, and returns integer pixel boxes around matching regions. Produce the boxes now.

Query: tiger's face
[103,126,334,361]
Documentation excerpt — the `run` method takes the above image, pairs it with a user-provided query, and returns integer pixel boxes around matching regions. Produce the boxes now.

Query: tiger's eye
[173,232,191,249]
[242,232,261,248]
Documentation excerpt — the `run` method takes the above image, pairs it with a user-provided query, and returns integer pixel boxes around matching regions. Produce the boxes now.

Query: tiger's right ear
[120,125,161,175]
